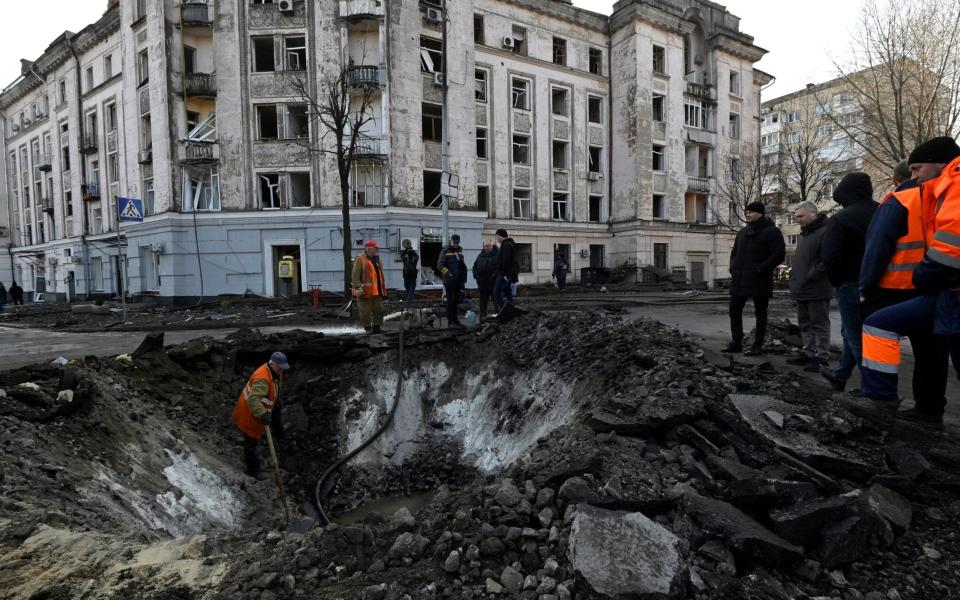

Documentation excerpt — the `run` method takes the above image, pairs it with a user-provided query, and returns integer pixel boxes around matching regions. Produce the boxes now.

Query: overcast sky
[0,0,863,100]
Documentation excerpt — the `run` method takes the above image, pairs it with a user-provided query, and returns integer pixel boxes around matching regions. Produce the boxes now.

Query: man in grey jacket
[787,201,833,372]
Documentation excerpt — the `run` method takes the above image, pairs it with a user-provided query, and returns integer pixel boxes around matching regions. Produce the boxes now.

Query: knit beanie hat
[908,136,960,164]
[745,202,765,215]
[833,172,873,206]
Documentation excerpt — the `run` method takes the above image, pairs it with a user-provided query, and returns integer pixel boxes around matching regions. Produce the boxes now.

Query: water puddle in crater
[333,491,436,525]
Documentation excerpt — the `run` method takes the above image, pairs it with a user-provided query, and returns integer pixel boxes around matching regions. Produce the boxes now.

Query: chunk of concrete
[705,455,763,482]
[769,493,859,546]
[589,395,706,437]
[817,513,893,567]
[682,490,803,567]
[723,477,820,508]
[762,410,785,429]
[862,485,912,536]
[885,446,931,482]
[569,505,687,599]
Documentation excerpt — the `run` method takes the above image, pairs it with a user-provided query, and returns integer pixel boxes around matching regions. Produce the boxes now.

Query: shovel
[264,425,291,526]
[337,299,354,318]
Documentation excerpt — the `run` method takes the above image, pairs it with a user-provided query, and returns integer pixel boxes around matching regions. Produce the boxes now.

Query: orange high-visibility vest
[231,363,280,440]
[357,254,387,298]
[925,157,960,270]
[878,186,927,290]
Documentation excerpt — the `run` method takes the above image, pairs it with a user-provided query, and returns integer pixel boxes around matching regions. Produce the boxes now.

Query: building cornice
[498,0,609,33]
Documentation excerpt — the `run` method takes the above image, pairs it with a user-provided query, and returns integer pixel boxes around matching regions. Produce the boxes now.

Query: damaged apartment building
[0,0,767,303]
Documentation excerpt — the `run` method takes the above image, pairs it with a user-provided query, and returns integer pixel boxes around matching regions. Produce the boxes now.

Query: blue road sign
[118,197,144,223]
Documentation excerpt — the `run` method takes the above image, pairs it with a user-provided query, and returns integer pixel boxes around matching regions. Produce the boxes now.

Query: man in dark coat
[552,254,568,291]
[494,229,518,308]
[786,201,832,371]
[472,241,499,319]
[726,202,786,355]
[9,281,23,306]
[820,172,878,390]
[0,281,6,311]
[400,239,419,306]
[437,233,467,327]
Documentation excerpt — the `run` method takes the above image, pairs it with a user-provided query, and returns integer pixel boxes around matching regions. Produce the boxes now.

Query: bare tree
[774,102,849,207]
[713,144,786,231]
[289,65,378,297]
[822,0,960,171]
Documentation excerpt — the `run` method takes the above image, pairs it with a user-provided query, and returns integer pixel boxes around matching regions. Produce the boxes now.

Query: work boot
[842,395,901,427]
[820,368,847,392]
[743,345,764,356]
[803,358,828,373]
[896,408,945,431]
[722,341,743,353]
[786,354,812,366]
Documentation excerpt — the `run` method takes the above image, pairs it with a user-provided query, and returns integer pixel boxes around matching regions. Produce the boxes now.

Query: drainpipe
[65,35,92,300]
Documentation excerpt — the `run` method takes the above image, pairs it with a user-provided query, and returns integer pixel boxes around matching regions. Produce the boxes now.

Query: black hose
[314,308,405,525]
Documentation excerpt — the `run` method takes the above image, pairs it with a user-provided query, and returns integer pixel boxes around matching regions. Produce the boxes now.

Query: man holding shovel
[232,352,289,480]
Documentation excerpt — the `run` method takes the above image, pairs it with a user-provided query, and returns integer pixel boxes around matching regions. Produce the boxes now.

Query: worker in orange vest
[352,240,388,333]
[232,351,289,478]
[846,137,960,428]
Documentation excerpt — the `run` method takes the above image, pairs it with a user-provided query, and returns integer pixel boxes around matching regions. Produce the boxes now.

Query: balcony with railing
[339,0,385,19]
[82,183,100,200]
[177,140,220,164]
[685,82,716,101]
[79,132,98,154]
[177,1,212,26]
[37,153,52,171]
[686,175,712,193]
[346,65,383,88]
[183,72,217,97]
[352,137,387,158]
[41,196,54,213]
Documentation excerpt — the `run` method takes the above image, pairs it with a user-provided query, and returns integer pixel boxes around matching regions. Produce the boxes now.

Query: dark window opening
[588,48,603,75]
[422,103,442,142]
[552,37,567,66]
[588,96,602,123]
[473,14,484,44]
[477,186,488,212]
[589,195,602,222]
[253,37,275,72]
[257,105,279,140]
[423,170,442,206]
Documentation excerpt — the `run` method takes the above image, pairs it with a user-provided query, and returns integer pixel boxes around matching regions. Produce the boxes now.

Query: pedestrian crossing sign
[118,197,144,223]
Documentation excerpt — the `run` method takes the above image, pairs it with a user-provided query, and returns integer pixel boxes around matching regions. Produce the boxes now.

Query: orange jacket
[923,157,960,271]
[351,253,387,298]
[877,185,929,290]
[232,363,280,439]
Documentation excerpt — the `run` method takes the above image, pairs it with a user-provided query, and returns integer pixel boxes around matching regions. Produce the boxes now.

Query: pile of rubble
[0,312,958,600]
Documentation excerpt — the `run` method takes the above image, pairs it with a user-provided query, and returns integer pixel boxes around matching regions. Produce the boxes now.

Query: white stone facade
[0,0,766,303]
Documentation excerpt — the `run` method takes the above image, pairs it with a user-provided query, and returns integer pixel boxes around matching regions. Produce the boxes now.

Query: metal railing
[687,176,712,193]
[79,132,98,153]
[179,140,219,163]
[184,72,217,96]
[346,65,382,87]
[82,183,100,199]
[179,3,211,24]
[41,196,54,212]
[685,82,716,101]
[37,153,52,171]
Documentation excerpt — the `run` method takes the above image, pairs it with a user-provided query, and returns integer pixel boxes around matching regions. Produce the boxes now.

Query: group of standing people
[725,136,960,430]
[350,229,521,331]
[0,280,23,311]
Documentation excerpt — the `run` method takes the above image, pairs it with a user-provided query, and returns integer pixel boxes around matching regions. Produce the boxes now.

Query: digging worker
[725,202,786,356]
[232,352,290,479]
[437,233,467,328]
[400,239,419,306]
[472,241,499,320]
[786,201,832,372]
[820,172,878,392]
[846,137,960,428]
[352,240,388,334]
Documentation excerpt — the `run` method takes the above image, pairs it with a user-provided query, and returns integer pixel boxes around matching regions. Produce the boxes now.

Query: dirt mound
[0,312,959,600]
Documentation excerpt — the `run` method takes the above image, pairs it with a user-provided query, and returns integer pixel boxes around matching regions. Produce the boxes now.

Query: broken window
[182,166,220,211]
[588,146,602,173]
[253,36,275,72]
[476,127,487,159]
[288,172,311,208]
[729,112,740,139]
[286,104,309,139]
[106,103,117,131]
[552,192,569,221]
[588,96,602,124]
[420,36,442,73]
[552,87,569,117]
[475,69,487,103]
[511,25,527,56]
[284,36,306,71]
[652,145,664,171]
[259,173,281,208]
[654,243,668,268]
[729,71,741,95]
[512,189,531,219]
[652,45,665,75]
[552,140,568,169]
[511,78,529,110]
[187,112,217,141]
[552,37,567,66]
[652,94,664,122]
[183,46,196,74]
[351,162,385,206]
[423,170,442,207]
[516,244,533,272]
[186,110,200,134]
[422,103,442,142]
[256,105,279,140]
[653,196,666,219]
[474,14,484,44]
[588,48,603,75]
[512,134,530,165]
[477,185,488,213]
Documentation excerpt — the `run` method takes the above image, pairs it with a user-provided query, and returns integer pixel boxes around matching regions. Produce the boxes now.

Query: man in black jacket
[820,172,878,390]
[472,241,499,319]
[437,234,467,327]
[726,202,786,355]
[400,239,419,306]
[494,229,518,308]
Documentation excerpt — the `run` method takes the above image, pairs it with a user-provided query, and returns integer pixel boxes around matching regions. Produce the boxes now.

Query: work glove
[259,410,273,425]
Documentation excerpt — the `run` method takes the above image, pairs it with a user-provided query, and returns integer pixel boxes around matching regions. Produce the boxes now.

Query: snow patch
[160,449,242,530]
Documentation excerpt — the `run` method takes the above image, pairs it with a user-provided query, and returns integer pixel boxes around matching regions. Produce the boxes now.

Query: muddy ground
[0,311,958,600]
